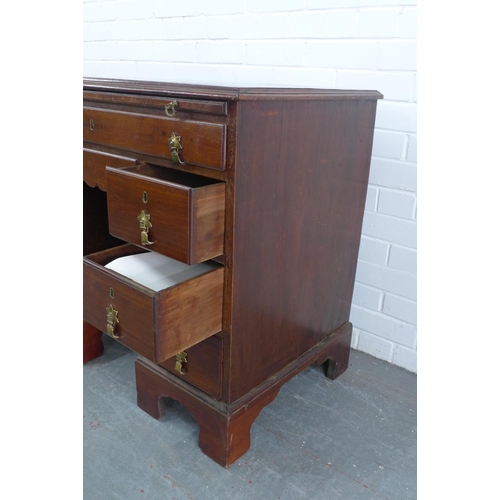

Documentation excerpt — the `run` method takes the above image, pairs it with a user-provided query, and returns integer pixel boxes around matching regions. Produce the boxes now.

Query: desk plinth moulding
[83,78,382,467]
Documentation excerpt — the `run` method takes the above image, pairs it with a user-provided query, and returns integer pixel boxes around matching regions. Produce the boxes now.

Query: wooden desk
[83,78,382,467]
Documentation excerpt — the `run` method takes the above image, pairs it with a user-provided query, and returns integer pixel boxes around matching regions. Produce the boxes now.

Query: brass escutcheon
[175,351,188,375]
[168,132,185,165]
[137,210,154,245]
[164,100,179,117]
[142,191,148,204]
[106,304,119,339]
[90,119,94,131]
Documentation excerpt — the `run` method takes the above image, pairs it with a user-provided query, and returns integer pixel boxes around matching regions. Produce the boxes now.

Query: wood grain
[84,91,228,116]
[155,266,224,362]
[83,245,224,363]
[83,148,135,191]
[135,357,281,467]
[82,78,382,466]
[160,336,223,400]
[83,107,227,170]
[229,98,378,400]
[106,164,225,264]
[83,77,382,102]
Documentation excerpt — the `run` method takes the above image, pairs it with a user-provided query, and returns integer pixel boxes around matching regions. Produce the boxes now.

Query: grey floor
[83,336,416,500]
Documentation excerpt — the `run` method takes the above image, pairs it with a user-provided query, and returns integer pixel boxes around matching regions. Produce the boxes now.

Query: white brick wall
[83,0,418,373]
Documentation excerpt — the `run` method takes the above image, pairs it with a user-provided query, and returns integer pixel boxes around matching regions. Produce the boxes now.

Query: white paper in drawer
[104,251,218,292]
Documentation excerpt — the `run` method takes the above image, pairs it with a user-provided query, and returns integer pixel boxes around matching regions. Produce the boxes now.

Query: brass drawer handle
[137,210,155,246]
[168,132,185,165]
[106,304,120,339]
[164,100,178,117]
[175,351,188,375]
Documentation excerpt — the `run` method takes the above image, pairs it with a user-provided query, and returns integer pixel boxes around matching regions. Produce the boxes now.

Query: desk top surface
[84,77,383,102]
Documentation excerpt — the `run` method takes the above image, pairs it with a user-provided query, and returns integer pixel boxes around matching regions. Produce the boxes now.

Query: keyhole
[142,191,148,204]
[109,287,114,299]
[90,119,94,131]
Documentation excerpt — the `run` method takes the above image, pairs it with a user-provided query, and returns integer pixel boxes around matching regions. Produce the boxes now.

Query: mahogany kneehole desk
[83,78,382,467]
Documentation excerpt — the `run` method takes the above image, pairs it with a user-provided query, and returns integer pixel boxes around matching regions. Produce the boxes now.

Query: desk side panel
[229,97,378,401]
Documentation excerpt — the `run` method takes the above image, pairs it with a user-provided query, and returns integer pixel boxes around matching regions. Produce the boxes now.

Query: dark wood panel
[84,78,243,101]
[83,183,123,255]
[160,334,223,399]
[83,148,136,191]
[229,98,378,401]
[190,183,226,264]
[83,245,224,364]
[134,323,351,466]
[155,266,224,362]
[82,78,382,467]
[106,164,225,264]
[84,91,228,116]
[83,141,228,181]
[135,357,281,468]
[83,250,156,360]
[83,77,382,102]
[83,107,227,170]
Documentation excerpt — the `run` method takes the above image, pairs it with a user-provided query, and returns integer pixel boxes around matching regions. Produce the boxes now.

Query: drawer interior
[83,243,224,363]
[84,243,148,268]
[85,244,222,290]
[114,163,223,189]
[104,247,221,291]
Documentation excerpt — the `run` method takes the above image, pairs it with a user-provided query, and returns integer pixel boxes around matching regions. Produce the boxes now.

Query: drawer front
[83,107,227,170]
[106,164,225,264]
[83,90,228,116]
[160,336,223,399]
[83,148,136,191]
[83,245,224,364]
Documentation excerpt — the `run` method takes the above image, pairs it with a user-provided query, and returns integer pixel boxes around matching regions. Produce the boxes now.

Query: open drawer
[106,163,225,264]
[83,244,224,364]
